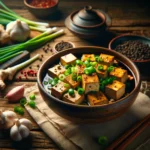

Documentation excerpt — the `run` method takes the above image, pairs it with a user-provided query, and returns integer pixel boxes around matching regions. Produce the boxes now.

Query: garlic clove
[19,124,30,138]
[10,123,22,141]
[0,110,17,129]
[19,118,32,130]
[3,110,17,120]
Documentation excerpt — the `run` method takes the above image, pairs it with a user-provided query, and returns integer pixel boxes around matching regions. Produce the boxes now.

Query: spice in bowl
[29,0,56,8]
[115,40,150,61]
[54,41,74,52]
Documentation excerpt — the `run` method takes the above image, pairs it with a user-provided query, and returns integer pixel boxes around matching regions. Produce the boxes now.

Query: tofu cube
[81,54,95,62]
[82,74,99,94]
[63,90,84,104]
[76,65,85,75]
[60,53,77,66]
[95,64,108,78]
[51,81,70,99]
[87,91,109,106]
[99,54,114,66]
[65,74,80,88]
[105,80,125,100]
[109,67,128,83]
[48,65,66,78]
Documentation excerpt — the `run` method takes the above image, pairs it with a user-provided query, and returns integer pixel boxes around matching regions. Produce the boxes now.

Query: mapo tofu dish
[43,53,134,106]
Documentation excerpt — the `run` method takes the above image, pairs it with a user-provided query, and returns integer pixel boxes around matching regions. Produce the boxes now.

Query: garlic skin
[10,118,32,141]
[0,110,17,130]
[6,19,30,42]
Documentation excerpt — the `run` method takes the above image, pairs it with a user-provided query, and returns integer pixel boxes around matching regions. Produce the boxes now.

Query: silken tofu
[105,80,125,100]
[81,54,95,62]
[109,67,128,83]
[95,64,108,78]
[51,81,70,99]
[82,74,99,94]
[99,54,114,66]
[60,53,77,66]
[48,65,66,78]
[87,91,109,106]
[65,74,80,88]
[63,90,84,104]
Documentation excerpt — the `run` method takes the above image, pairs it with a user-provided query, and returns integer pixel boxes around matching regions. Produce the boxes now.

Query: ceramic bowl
[53,41,75,52]
[37,46,141,123]
[108,34,150,75]
[24,0,59,18]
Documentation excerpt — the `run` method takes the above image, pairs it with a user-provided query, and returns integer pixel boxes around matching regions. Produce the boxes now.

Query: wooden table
[0,0,150,149]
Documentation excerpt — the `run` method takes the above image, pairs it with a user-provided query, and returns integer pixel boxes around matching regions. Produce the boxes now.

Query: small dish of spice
[24,0,59,18]
[28,0,56,8]
[54,41,75,52]
[108,34,150,74]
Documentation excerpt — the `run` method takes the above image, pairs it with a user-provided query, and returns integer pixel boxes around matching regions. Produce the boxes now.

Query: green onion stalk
[0,29,64,64]
[0,0,50,31]
[0,27,57,53]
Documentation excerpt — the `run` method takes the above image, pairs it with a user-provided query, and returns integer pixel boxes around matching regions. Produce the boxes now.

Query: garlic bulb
[6,19,30,42]
[10,118,32,141]
[0,110,17,129]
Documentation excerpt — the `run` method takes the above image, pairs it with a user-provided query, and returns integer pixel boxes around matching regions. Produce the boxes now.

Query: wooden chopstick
[106,114,150,150]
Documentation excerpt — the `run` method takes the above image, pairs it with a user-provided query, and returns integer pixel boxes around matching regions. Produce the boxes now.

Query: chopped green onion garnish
[68,88,74,96]
[51,80,58,86]
[53,78,59,82]
[90,62,97,67]
[65,64,71,69]
[72,73,77,81]
[44,81,48,85]
[29,94,36,100]
[76,59,82,65]
[98,65,104,71]
[59,74,65,81]
[77,88,84,95]
[28,100,36,108]
[77,76,82,82]
[20,98,27,107]
[64,83,70,88]
[71,67,77,73]
[84,66,96,75]
[14,106,24,115]
[84,60,91,67]
[99,57,103,62]
[98,136,108,146]
[107,66,115,72]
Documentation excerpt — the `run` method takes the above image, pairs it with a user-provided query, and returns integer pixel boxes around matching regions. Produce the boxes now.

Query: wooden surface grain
[0,0,150,149]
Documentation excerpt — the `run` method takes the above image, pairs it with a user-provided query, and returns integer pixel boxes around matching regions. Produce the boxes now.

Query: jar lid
[71,6,106,28]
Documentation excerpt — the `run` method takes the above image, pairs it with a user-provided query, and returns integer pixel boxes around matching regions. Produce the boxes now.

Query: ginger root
[0,24,10,45]
[0,54,40,90]
[0,67,18,90]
